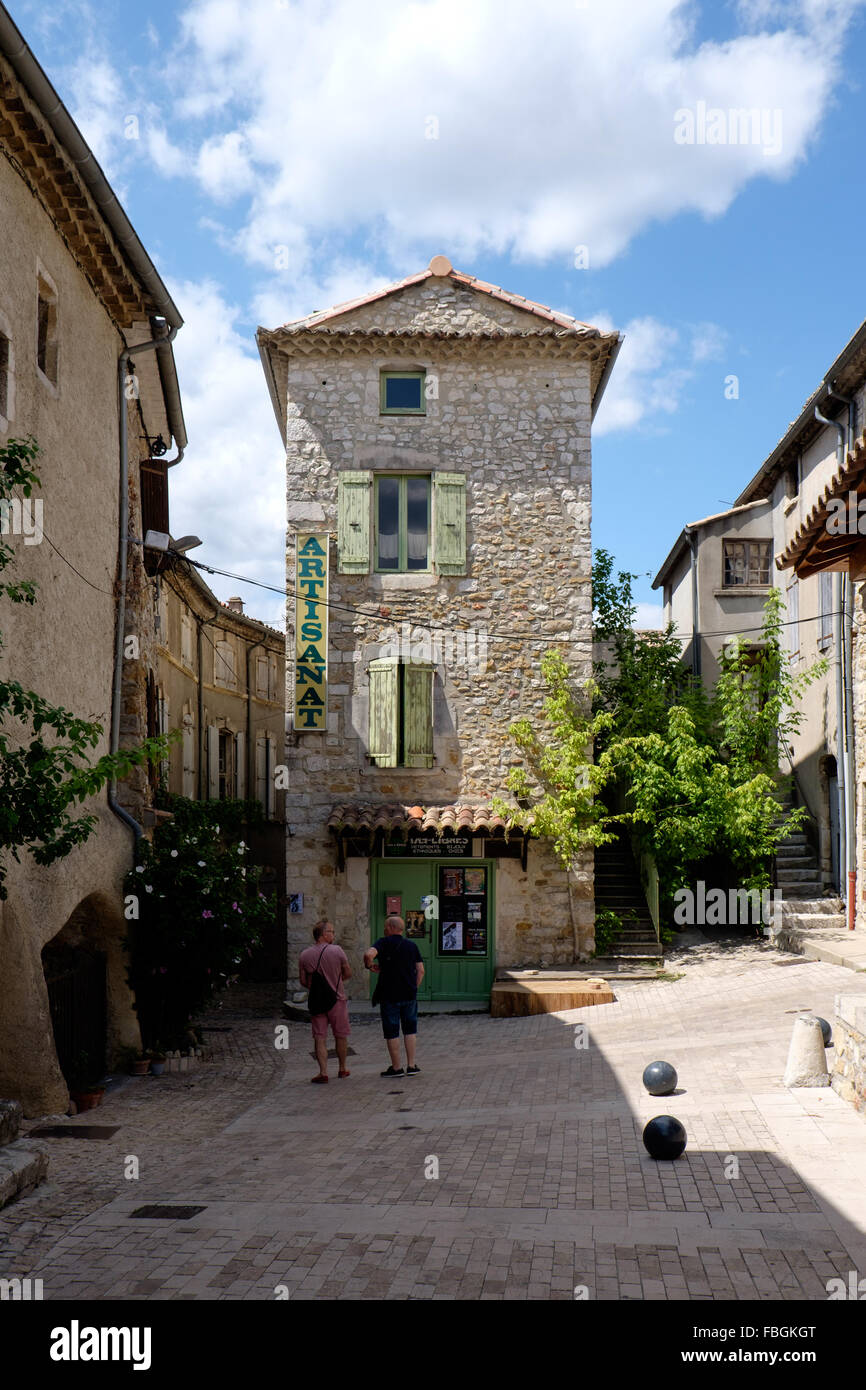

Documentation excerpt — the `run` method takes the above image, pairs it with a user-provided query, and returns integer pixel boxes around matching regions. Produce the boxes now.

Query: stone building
[0,6,187,1113]
[258,256,620,1002]
[155,560,286,974]
[656,313,866,921]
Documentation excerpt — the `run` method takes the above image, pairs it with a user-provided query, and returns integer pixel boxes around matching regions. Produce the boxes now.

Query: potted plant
[68,1050,106,1111]
[149,1047,166,1076]
[119,1045,150,1075]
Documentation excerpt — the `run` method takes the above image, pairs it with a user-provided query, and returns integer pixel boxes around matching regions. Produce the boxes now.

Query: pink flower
[202,910,214,919]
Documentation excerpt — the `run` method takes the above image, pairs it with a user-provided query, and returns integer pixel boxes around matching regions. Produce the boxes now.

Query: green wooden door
[371,859,495,1001]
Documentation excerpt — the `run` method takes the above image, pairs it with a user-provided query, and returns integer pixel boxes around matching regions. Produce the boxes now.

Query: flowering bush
[125,797,276,1048]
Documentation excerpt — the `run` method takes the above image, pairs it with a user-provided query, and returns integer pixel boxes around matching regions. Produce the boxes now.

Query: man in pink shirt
[298,920,352,1083]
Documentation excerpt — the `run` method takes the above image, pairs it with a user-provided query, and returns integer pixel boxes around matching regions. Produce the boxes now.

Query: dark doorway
[41,943,107,1086]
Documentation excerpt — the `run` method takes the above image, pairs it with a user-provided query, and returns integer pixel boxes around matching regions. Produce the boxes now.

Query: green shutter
[337,471,371,573]
[433,472,466,575]
[403,662,434,768]
[368,660,399,766]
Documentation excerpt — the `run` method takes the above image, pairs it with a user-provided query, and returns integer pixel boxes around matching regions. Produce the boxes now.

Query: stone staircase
[770,788,847,949]
[772,789,823,899]
[592,837,662,971]
[0,1100,48,1210]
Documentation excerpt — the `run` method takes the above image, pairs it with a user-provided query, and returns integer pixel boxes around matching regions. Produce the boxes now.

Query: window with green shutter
[368,660,400,766]
[433,472,466,575]
[375,474,430,572]
[368,660,434,768]
[337,472,372,573]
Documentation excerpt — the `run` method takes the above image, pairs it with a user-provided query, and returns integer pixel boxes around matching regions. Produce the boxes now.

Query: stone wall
[831,993,866,1116]
[277,277,598,991]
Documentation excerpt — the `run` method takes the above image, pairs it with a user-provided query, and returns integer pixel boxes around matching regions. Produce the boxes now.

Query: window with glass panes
[380,370,425,414]
[723,539,771,587]
[375,474,430,572]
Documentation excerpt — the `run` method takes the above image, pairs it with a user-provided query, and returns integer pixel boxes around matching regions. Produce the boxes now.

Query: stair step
[781,897,844,915]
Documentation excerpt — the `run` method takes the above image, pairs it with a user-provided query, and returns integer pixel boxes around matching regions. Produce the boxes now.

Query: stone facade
[260,264,619,996]
[831,994,866,1116]
[0,39,186,1114]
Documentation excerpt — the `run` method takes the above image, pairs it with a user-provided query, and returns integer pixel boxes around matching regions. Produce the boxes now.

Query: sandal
[338,1069,350,1078]
[310,1074,329,1084]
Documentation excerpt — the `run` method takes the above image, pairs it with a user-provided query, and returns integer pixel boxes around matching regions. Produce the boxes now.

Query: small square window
[723,539,771,587]
[380,371,425,414]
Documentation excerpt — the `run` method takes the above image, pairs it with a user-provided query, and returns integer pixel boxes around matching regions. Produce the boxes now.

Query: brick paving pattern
[2,938,866,1299]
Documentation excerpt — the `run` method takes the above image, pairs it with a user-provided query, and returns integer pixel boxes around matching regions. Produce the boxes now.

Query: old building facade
[0,6,187,1113]
[155,561,286,975]
[259,257,620,1001]
[656,315,866,919]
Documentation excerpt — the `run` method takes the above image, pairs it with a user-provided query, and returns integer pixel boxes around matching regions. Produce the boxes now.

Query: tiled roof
[275,258,599,336]
[327,802,528,837]
[776,427,866,571]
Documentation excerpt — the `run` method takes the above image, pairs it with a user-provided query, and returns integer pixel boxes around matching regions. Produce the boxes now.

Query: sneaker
[381,1065,404,1077]
[406,1065,420,1075]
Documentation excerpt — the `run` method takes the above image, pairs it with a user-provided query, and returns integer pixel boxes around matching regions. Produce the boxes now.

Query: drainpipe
[825,385,857,929]
[815,396,853,925]
[108,324,182,847]
[686,527,700,680]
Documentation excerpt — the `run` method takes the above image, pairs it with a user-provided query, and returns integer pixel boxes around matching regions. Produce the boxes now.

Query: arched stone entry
[41,894,141,1091]
[0,889,141,1117]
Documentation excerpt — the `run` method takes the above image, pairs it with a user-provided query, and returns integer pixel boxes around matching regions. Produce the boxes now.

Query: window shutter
[368,660,399,767]
[235,731,246,799]
[403,663,434,768]
[337,471,371,573]
[215,640,235,688]
[433,472,466,575]
[182,719,195,798]
[207,725,219,799]
[256,737,267,810]
[266,737,276,818]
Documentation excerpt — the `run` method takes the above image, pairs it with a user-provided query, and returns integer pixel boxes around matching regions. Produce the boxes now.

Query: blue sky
[10,0,866,627]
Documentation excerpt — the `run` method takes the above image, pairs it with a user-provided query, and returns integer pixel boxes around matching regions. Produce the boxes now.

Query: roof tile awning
[327,802,529,839]
[777,427,866,577]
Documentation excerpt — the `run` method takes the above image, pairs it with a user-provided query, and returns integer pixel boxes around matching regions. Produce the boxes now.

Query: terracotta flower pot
[71,1089,104,1111]
[132,1059,150,1075]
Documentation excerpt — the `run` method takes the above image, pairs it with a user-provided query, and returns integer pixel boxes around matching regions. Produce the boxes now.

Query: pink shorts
[310,998,351,1039]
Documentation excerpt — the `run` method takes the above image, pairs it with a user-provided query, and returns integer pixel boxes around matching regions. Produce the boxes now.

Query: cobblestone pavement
[3,937,866,1300]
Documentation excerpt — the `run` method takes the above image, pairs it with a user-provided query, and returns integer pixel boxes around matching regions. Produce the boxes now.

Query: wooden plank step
[490,978,615,1017]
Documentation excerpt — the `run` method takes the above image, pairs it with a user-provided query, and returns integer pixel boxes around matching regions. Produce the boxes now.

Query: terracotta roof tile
[776,427,866,570]
[274,259,598,336]
[327,802,528,837]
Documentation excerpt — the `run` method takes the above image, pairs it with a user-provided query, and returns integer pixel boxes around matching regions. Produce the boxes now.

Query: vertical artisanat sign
[294,534,329,731]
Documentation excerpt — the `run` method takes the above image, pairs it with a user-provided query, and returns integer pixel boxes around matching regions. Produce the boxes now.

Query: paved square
[3,938,866,1300]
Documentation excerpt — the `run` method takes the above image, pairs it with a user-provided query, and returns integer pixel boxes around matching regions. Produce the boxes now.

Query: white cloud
[634,602,666,630]
[164,0,864,268]
[166,278,286,628]
[592,314,725,434]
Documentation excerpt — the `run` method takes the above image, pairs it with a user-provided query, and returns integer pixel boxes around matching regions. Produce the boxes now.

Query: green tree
[0,436,175,898]
[125,797,276,1048]
[498,555,824,918]
[592,547,709,742]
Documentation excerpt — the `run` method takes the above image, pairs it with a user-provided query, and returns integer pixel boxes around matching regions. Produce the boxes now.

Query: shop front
[329,804,532,1002]
[371,851,495,1001]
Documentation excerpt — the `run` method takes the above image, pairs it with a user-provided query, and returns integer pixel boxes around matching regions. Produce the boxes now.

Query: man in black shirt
[364,915,425,1077]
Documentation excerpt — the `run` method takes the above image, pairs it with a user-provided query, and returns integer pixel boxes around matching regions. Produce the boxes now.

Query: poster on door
[437,866,488,955]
